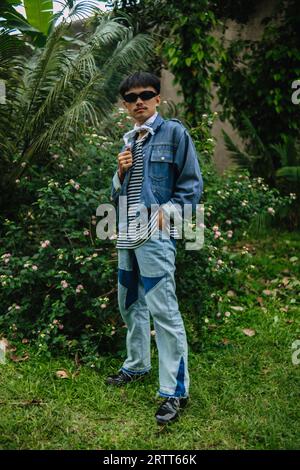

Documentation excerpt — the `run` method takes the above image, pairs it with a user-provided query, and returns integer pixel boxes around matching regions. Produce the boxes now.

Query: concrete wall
[159,0,276,174]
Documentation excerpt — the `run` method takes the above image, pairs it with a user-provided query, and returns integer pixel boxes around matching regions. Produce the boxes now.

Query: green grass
[0,228,299,450]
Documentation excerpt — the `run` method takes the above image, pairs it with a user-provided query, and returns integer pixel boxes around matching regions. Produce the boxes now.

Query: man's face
[122,86,160,124]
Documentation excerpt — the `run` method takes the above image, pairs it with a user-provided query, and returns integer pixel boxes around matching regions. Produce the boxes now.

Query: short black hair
[119,71,160,98]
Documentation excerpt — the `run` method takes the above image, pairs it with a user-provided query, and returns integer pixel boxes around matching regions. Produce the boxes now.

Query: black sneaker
[106,369,150,386]
[155,396,189,425]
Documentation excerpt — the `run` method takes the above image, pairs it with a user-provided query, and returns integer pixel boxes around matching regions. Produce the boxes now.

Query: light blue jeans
[117,230,189,398]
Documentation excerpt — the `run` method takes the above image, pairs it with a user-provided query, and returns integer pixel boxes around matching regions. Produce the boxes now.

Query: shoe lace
[160,397,180,410]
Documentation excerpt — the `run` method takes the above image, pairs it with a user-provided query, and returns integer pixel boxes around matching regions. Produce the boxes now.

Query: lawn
[0,228,299,450]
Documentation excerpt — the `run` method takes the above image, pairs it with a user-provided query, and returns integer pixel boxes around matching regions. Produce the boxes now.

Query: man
[107,71,203,425]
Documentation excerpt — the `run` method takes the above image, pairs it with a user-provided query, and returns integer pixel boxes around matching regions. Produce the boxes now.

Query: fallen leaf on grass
[10,353,29,362]
[242,328,256,337]
[71,370,81,379]
[281,277,290,286]
[227,290,236,297]
[256,297,264,306]
[280,306,289,312]
[221,338,230,345]
[55,369,70,379]
[231,306,244,312]
[263,289,272,296]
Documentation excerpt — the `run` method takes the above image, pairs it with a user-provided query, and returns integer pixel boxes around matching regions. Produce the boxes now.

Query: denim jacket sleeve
[161,128,203,221]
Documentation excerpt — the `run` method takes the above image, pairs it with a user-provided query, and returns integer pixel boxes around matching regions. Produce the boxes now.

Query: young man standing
[108,71,203,425]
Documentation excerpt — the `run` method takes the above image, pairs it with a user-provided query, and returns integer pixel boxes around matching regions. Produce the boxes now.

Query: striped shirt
[116,132,178,249]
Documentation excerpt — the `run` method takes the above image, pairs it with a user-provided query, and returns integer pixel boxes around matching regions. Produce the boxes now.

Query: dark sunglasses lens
[124,93,138,103]
[139,91,157,100]
[124,91,157,102]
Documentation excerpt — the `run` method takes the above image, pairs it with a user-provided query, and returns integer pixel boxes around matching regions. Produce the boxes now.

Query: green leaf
[24,0,53,35]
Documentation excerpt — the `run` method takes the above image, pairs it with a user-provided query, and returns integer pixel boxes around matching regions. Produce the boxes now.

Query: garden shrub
[0,110,292,363]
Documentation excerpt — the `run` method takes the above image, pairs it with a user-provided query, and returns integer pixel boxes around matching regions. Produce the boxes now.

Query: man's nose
[136,96,144,104]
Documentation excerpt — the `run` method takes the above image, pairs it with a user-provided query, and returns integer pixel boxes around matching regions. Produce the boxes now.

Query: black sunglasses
[123,90,158,103]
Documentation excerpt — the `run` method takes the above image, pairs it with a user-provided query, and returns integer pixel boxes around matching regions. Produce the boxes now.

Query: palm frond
[53,0,100,24]
[275,166,300,182]
[222,128,259,170]
[271,136,300,167]
[240,112,266,156]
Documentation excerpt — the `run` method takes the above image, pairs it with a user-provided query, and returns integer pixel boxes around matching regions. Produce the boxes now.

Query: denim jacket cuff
[112,170,122,192]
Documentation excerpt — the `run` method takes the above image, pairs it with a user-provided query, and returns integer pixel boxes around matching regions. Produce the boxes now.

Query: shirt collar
[133,111,158,131]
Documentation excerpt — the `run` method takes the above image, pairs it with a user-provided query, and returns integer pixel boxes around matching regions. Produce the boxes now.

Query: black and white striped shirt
[116,133,159,249]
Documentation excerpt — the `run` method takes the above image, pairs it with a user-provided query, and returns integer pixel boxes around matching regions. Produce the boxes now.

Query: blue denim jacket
[111,112,203,225]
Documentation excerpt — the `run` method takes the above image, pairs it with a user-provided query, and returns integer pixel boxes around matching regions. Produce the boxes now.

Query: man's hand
[117,147,133,182]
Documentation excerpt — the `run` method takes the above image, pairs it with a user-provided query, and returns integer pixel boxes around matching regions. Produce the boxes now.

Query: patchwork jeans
[117,230,189,398]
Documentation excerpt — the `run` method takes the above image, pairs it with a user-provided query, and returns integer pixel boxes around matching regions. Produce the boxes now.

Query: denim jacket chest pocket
[149,145,174,181]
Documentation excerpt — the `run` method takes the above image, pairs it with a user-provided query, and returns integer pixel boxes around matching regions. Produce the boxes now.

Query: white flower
[32,265,38,271]
[61,280,69,289]
[267,207,275,216]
